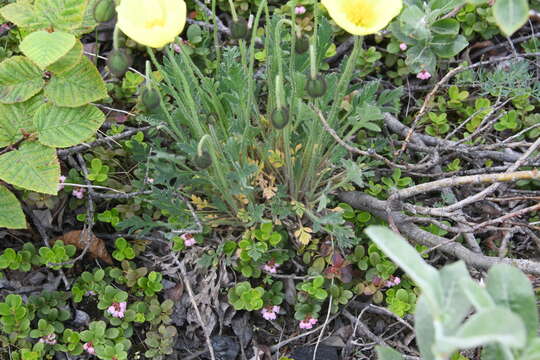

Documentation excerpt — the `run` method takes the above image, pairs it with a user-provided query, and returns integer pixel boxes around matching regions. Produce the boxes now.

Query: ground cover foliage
[0,0,540,359]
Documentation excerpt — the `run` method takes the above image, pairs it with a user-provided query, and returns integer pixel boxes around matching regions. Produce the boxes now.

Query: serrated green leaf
[486,264,538,340]
[0,3,48,31]
[0,185,26,229]
[0,142,60,195]
[45,56,107,107]
[34,0,87,33]
[34,103,104,147]
[0,95,43,147]
[0,56,45,104]
[75,0,99,35]
[493,0,529,36]
[20,31,76,70]
[48,41,83,74]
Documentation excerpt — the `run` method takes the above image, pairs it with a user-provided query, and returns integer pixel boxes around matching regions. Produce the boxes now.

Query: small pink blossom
[85,290,96,296]
[39,333,57,345]
[181,233,196,247]
[399,43,407,51]
[72,187,85,199]
[262,261,279,274]
[171,43,181,53]
[295,6,307,15]
[299,316,317,329]
[115,114,128,124]
[83,342,96,355]
[385,275,401,288]
[58,175,67,191]
[147,178,154,184]
[0,24,10,32]
[261,305,280,320]
[417,70,432,80]
[107,302,127,318]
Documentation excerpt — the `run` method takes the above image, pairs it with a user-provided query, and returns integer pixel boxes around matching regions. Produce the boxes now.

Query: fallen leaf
[57,230,113,264]
[294,226,312,245]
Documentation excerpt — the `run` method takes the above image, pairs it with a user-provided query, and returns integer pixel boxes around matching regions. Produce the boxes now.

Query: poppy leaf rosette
[116,0,187,48]
[321,0,402,36]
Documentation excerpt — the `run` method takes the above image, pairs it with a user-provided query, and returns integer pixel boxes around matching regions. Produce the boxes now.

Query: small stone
[211,336,239,360]
[290,345,339,360]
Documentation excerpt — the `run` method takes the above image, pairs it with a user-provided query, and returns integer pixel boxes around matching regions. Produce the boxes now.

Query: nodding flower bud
[305,74,327,98]
[107,49,132,78]
[295,34,310,54]
[93,0,115,23]
[270,107,290,129]
[193,151,212,169]
[230,17,249,40]
[141,88,160,111]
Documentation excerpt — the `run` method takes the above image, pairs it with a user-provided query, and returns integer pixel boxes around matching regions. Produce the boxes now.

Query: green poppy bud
[305,74,327,98]
[141,88,161,111]
[295,34,310,54]
[93,0,115,23]
[270,107,289,129]
[194,151,212,169]
[107,49,132,78]
[230,17,249,40]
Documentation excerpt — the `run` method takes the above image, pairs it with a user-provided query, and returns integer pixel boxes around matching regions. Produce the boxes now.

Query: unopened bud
[295,34,309,54]
[270,107,289,129]
[193,151,212,169]
[141,88,160,111]
[107,49,132,78]
[305,74,327,98]
[93,0,115,23]
[230,17,249,40]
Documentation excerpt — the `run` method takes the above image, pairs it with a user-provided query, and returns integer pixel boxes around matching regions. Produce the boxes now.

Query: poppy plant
[321,0,402,36]
[116,0,187,48]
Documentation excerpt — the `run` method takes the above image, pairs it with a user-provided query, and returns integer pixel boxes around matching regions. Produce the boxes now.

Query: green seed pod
[295,34,310,54]
[230,17,249,40]
[107,49,132,78]
[305,74,327,98]
[141,88,160,111]
[270,107,289,129]
[93,0,115,23]
[194,151,212,169]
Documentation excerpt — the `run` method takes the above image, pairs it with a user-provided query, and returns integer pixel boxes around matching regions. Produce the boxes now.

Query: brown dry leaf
[57,230,113,264]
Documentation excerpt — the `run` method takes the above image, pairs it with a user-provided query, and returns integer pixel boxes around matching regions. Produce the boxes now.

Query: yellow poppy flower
[321,0,402,36]
[116,0,187,48]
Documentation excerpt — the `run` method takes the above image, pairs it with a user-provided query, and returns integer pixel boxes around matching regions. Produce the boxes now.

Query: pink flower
[417,70,432,80]
[181,233,196,247]
[399,43,407,51]
[261,305,280,320]
[262,260,279,274]
[83,342,96,355]
[39,333,57,345]
[115,114,128,124]
[107,302,127,318]
[171,43,181,53]
[58,175,66,191]
[72,187,85,199]
[385,276,401,288]
[295,6,307,15]
[147,178,154,184]
[299,316,317,329]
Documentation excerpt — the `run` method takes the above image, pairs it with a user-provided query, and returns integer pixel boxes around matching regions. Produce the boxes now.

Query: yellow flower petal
[321,0,402,36]
[116,0,187,48]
